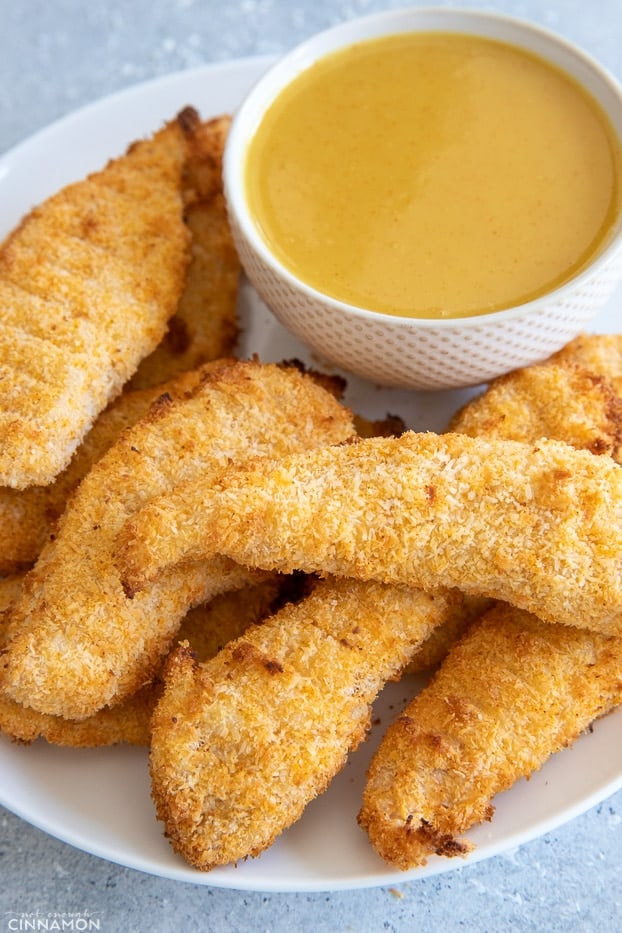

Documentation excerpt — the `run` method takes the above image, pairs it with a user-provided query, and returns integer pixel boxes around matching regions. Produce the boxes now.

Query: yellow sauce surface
[245,32,622,318]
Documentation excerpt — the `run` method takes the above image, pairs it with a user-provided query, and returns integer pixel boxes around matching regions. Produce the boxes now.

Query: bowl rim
[223,5,622,331]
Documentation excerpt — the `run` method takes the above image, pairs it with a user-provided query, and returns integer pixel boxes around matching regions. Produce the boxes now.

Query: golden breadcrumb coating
[0,370,204,575]
[116,362,352,594]
[361,344,622,868]
[130,116,240,388]
[0,114,237,574]
[0,108,202,488]
[450,362,622,462]
[119,431,622,635]
[150,576,458,870]
[404,596,490,675]
[406,358,622,673]
[549,332,622,395]
[115,423,398,592]
[359,603,622,869]
[0,576,285,747]
[0,360,355,720]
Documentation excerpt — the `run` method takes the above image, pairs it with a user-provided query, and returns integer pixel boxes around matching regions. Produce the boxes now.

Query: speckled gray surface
[1,1,622,930]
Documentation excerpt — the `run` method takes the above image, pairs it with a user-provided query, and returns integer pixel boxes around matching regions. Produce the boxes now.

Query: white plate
[0,57,621,894]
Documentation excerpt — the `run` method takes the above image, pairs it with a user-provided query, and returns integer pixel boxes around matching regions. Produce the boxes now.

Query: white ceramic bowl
[224,8,622,390]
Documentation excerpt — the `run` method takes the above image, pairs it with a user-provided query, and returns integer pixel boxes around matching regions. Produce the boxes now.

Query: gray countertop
[1,1,621,930]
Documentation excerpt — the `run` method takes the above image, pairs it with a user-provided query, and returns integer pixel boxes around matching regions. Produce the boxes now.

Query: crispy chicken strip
[405,359,622,673]
[549,332,622,396]
[360,343,622,868]
[359,603,622,868]
[115,348,622,585]
[449,361,622,462]
[118,431,622,635]
[118,412,400,593]
[118,363,622,593]
[130,116,240,388]
[0,109,204,488]
[122,351,622,664]
[0,370,204,575]
[150,576,460,870]
[0,576,285,748]
[0,360,355,720]
[0,115,238,573]
[0,116,239,574]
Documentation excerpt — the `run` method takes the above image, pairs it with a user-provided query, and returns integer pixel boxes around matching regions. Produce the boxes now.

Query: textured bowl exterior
[225,8,622,389]
[231,214,622,389]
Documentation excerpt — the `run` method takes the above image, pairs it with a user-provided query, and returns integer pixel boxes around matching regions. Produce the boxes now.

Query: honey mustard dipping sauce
[245,32,622,319]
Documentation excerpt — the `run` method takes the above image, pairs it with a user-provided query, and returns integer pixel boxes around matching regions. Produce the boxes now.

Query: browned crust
[0,360,355,720]
[117,430,622,635]
[116,361,353,594]
[149,577,457,870]
[0,110,196,488]
[359,604,622,869]
[549,332,622,397]
[0,575,285,747]
[450,361,622,462]
[130,116,241,389]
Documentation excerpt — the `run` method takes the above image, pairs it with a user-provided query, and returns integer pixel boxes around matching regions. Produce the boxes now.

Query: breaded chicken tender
[130,116,240,388]
[360,344,622,867]
[550,332,622,395]
[118,431,622,635]
[0,576,285,747]
[0,108,203,488]
[0,360,355,720]
[150,576,459,870]
[359,603,622,869]
[405,358,622,673]
[0,370,205,575]
[123,347,622,668]
[449,361,622,462]
[118,411,403,593]
[0,115,239,573]
[0,571,154,744]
